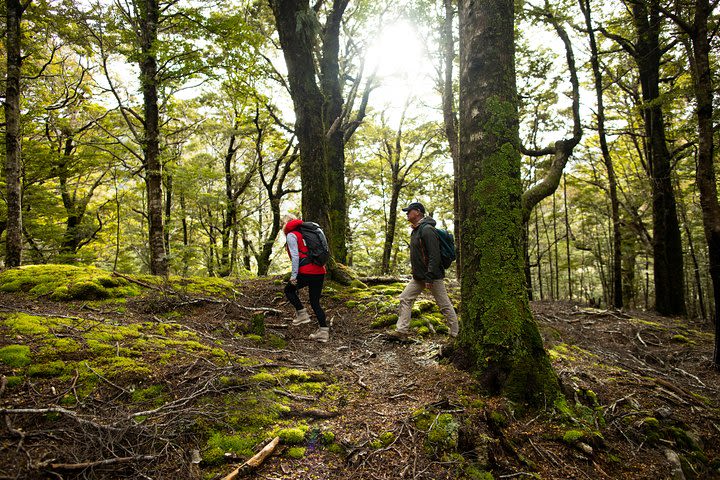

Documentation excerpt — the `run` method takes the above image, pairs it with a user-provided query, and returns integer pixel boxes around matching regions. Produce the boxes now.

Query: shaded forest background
[1,0,719,318]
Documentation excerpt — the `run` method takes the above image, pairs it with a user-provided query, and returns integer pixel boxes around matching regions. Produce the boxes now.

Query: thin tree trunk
[563,174,572,300]
[164,174,172,256]
[139,0,168,275]
[535,207,543,300]
[321,0,350,264]
[4,0,27,267]
[441,0,461,276]
[580,0,623,308]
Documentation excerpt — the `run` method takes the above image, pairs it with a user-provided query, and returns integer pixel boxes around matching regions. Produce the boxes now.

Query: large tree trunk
[4,0,27,267]
[270,0,330,235]
[632,2,685,315]
[687,0,720,365]
[139,0,168,275]
[456,0,560,405]
[580,0,622,308]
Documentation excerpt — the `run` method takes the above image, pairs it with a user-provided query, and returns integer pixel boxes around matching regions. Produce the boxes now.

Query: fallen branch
[112,272,163,291]
[222,436,279,480]
[0,407,120,431]
[273,388,315,401]
[50,455,157,471]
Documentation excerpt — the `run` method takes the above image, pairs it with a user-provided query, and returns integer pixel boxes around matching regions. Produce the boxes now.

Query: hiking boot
[309,327,329,343]
[292,308,312,325]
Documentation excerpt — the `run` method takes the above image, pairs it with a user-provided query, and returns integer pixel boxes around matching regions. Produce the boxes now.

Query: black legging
[284,274,327,327]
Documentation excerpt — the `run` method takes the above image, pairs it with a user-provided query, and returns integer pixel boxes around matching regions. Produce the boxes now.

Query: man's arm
[421,226,442,280]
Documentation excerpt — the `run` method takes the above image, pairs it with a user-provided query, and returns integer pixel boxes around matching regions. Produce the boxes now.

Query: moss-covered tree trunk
[4,0,27,267]
[457,0,560,405]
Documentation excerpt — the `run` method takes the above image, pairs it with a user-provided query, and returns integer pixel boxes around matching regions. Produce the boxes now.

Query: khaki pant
[396,278,458,336]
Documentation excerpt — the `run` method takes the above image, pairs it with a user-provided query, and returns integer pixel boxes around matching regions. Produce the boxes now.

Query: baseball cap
[402,202,426,214]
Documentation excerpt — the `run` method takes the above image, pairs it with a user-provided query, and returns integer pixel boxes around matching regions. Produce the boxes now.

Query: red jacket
[284,219,326,275]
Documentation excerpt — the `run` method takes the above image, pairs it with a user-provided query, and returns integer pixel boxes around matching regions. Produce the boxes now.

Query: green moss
[0,345,31,367]
[38,338,81,357]
[368,431,395,449]
[27,360,68,377]
[666,426,702,451]
[277,426,308,445]
[245,334,263,342]
[203,432,257,465]
[321,431,335,445]
[464,465,495,480]
[345,300,360,308]
[250,372,276,383]
[413,409,434,431]
[327,443,345,454]
[349,279,368,289]
[265,334,287,349]
[671,334,692,344]
[4,313,54,335]
[427,413,459,451]
[0,265,141,300]
[415,299,437,313]
[286,446,306,458]
[131,385,166,405]
[370,313,398,329]
[562,429,585,444]
[488,410,509,429]
[416,326,430,335]
[5,376,23,388]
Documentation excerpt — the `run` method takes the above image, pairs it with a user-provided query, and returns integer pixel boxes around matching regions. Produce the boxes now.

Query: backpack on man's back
[420,224,456,269]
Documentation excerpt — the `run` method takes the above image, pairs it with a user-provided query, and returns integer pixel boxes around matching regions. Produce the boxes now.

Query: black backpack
[297,222,330,267]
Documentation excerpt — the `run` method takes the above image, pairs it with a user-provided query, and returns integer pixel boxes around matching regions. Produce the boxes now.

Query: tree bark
[441,0,461,275]
[580,0,622,308]
[457,0,560,405]
[270,0,331,235]
[684,0,720,363]
[138,0,168,275]
[321,0,350,264]
[628,1,685,315]
[4,0,28,267]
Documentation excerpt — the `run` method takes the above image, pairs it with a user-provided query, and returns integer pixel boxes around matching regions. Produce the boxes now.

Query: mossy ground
[1,269,718,479]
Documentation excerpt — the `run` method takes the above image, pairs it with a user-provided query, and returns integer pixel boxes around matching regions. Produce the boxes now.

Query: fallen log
[222,436,280,480]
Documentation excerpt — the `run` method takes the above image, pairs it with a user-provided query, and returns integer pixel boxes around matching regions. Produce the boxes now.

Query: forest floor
[0,266,719,479]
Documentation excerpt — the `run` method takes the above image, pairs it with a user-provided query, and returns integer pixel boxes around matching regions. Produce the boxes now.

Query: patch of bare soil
[1,279,719,480]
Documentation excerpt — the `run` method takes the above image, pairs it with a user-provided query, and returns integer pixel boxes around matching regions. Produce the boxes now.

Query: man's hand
[289,278,298,286]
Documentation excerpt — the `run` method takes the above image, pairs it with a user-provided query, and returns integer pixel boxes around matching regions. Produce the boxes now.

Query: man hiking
[394,202,459,338]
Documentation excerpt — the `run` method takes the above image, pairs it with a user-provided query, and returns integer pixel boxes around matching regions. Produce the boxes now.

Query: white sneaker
[292,309,312,325]
[309,327,329,343]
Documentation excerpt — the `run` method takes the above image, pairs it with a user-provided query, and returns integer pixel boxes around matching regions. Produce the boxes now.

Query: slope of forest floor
[0,265,718,479]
